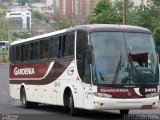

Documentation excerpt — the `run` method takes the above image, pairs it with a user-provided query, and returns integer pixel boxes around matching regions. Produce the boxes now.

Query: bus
[9,24,160,116]
[0,41,9,50]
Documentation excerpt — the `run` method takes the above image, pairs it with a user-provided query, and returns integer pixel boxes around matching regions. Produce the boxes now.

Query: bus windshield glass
[0,42,5,46]
[90,32,158,86]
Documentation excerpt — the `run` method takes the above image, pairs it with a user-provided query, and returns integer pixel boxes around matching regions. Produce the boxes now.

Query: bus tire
[69,92,77,116]
[21,88,30,109]
[120,109,129,116]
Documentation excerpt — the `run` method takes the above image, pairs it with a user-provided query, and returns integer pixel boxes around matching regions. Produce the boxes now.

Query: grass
[0,50,9,64]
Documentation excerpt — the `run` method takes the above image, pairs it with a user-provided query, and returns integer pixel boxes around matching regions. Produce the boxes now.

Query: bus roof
[11,29,67,45]
[67,24,151,33]
[11,24,151,46]
[0,41,9,43]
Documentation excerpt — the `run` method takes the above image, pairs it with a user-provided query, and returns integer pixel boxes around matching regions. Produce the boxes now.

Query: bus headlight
[145,93,159,98]
[93,92,112,98]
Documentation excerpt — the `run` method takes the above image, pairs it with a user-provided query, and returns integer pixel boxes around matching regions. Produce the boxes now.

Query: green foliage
[127,7,155,31]
[30,0,41,3]
[148,0,160,7]
[93,0,112,15]
[0,50,9,63]
[0,3,7,17]
[0,3,6,10]
[90,10,121,24]
[12,32,32,39]
[32,10,44,20]
[53,20,71,30]
[153,27,160,47]
[90,0,134,24]
[90,0,160,31]
[89,0,160,47]
[17,0,30,6]
[0,19,10,40]
[0,3,10,41]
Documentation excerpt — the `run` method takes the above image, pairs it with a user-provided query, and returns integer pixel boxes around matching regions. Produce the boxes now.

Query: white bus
[9,24,160,116]
[0,41,9,50]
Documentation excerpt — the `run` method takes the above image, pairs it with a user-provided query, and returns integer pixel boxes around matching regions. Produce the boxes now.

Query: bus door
[82,50,92,109]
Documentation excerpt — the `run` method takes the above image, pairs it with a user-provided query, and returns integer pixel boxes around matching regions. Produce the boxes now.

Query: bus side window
[59,35,67,57]
[82,51,91,84]
[59,32,75,58]
[50,37,59,59]
[21,44,29,62]
[58,36,62,58]
[15,45,21,63]
[10,46,16,63]
[61,35,66,57]
[66,32,74,57]
[39,39,49,60]
[30,42,39,61]
[76,30,89,82]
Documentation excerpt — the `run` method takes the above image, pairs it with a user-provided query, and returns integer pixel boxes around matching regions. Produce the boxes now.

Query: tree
[148,0,160,47]
[53,20,71,30]
[0,3,10,41]
[90,0,160,32]
[17,0,30,6]
[30,0,41,3]
[153,27,160,47]
[12,32,32,39]
[32,10,44,20]
[148,0,160,7]
[89,0,160,47]
[93,0,112,15]
[127,6,155,31]
[90,0,122,24]
[90,0,132,24]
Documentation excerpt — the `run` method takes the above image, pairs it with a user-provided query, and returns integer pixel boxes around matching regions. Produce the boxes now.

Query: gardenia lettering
[100,88,129,93]
[14,67,35,75]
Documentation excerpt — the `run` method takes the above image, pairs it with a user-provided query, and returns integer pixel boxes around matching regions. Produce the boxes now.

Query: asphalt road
[0,64,160,120]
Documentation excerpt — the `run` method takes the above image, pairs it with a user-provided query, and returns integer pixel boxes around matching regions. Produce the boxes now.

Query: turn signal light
[141,105,152,109]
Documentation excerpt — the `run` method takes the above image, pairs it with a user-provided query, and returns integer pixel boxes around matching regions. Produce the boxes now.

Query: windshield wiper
[113,52,122,84]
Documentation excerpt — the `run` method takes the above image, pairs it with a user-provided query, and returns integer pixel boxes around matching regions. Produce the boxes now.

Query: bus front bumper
[92,96,159,110]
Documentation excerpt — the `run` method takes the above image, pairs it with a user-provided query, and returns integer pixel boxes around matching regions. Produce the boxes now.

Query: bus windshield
[0,41,9,50]
[0,42,5,46]
[90,32,159,86]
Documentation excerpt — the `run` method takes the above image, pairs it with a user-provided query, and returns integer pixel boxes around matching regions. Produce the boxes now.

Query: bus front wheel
[120,109,129,116]
[69,93,77,116]
[21,88,30,109]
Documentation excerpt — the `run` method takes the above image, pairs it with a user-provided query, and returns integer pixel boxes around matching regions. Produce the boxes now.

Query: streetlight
[123,0,126,25]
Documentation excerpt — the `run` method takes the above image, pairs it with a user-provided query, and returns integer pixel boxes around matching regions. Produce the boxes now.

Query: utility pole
[123,0,126,25]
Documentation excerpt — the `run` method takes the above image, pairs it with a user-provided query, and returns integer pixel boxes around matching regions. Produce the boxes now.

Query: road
[0,64,160,120]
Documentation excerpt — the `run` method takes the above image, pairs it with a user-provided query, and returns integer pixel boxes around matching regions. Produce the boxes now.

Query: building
[4,0,98,22]
[110,0,148,7]
[58,0,72,19]
[131,0,148,6]
[56,0,98,20]
[6,11,31,30]
[46,0,54,7]
[85,0,98,18]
